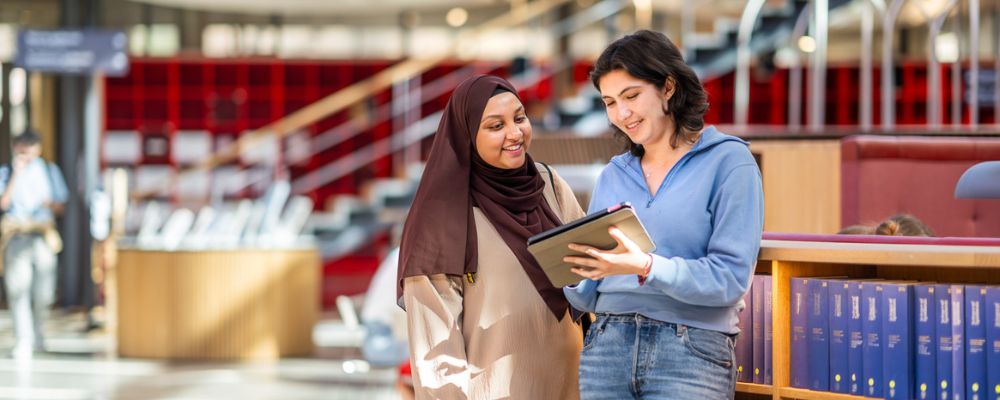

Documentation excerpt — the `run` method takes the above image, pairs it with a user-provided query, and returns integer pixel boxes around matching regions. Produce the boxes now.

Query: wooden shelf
[760,239,1000,268]
[778,387,870,400]
[736,382,774,395]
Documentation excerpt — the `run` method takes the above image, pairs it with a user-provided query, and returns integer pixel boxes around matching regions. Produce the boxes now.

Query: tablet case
[527,203,655,287]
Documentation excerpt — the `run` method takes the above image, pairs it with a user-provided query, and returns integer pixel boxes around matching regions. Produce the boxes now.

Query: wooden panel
[750,140,841,234]
[117,248,319,360]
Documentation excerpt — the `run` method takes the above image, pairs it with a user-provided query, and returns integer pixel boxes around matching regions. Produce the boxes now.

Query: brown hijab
[397,75,569,320]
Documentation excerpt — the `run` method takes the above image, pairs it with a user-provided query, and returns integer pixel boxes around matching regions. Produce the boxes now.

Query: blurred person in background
[837,213,935,237]
[397,75,585,399]
[874,214,935,236]
[562,30,764,400]
[0,129,69,360]
[361,226,408,367]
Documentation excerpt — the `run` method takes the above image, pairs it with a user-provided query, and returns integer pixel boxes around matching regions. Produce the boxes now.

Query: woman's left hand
[564,226,651,280]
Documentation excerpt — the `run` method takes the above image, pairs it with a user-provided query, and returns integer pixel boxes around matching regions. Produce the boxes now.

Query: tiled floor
[0,311,401,400]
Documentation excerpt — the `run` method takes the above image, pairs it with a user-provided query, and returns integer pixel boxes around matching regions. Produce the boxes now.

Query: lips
[503,142,523,151]
[624,119,642,131]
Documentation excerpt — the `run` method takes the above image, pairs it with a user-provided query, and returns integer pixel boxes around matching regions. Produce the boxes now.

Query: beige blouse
[403,166,586,400]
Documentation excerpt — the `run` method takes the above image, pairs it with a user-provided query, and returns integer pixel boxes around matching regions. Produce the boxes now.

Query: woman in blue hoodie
[563,30,764,399]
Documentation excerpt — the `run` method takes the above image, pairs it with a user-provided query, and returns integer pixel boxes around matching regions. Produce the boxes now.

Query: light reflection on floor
[0,311,400,400]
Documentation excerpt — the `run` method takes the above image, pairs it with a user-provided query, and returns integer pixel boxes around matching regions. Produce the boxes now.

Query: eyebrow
[481,106,525,122]
[602,85,642,99]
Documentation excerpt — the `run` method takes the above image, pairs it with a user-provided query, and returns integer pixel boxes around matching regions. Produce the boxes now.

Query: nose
[615,102,632,120]
[506,124,524,141]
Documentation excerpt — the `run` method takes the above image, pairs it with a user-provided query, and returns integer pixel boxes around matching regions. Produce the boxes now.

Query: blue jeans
[579,313,737,400]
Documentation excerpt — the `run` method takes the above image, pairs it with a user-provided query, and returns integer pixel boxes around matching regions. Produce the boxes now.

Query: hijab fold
[397,75,570,319]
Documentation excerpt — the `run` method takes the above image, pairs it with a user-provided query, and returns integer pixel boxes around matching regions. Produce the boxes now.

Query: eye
[514,115,527,123]
[604,100,615,108]
[489,123,504,131]
[626,93,638,100]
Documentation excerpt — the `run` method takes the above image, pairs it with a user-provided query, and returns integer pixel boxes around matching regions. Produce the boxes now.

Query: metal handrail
[287,0,630,194]
[135,0,573,201]
[289,68,566,194]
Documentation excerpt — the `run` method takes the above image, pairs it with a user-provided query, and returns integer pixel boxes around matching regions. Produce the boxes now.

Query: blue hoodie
[564,126,763,334]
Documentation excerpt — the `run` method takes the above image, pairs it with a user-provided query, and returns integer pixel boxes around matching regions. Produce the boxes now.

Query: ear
[662,76,676,102]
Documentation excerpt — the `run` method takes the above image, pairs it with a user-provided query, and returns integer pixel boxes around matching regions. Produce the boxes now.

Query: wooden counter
[116,247,320,360]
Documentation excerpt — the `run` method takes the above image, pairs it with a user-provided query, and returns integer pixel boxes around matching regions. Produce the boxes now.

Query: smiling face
[598,69,675,149]
[475,91,532,169]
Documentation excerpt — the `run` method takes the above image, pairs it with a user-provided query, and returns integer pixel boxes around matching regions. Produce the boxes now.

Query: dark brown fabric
[397,74,569,319]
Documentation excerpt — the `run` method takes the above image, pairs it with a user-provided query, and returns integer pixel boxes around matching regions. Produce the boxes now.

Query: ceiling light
[446,8,468,28]
[798,36,816,53]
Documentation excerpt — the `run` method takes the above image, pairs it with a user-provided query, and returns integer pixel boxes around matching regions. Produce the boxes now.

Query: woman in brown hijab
[398,75,585,399]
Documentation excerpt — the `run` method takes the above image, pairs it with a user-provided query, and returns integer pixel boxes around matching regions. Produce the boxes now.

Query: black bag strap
[540,162,555,193]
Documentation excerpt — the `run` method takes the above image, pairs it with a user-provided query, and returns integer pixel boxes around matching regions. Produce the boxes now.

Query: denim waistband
[594,312,737,339]
[595,312,676,326]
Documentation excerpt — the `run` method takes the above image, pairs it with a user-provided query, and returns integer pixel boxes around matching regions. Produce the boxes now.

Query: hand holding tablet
[527,203,655,287]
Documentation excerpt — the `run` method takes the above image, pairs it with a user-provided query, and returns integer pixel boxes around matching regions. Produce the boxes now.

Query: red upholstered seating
[841,135,1000,238]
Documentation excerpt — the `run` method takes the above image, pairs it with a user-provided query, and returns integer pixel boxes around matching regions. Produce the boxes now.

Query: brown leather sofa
[841,135,1000,237]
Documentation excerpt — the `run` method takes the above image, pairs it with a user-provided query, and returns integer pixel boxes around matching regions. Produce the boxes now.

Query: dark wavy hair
[590,30,708,155]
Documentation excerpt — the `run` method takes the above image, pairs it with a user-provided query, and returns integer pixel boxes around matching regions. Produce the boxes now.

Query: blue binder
[984,286,1000,400]
[848,280,866,395]
[829,280,850,394]
[863,281,884,397]
[751,274,765,384]
[791,277,809,389]
[808,279,831,391]
[763,276,773,385]
[882,282,914,400]
[937,284,955,400]
[966,285,988,400]
[953,285,966,400]
[915,284,938,400]
[735,278,753,383]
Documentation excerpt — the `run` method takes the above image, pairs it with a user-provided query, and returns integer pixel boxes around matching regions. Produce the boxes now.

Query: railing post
[995,1,1000,126]
[788,4,812,129]
[951,4,962,127]
[970,0,980,125]
[881,0,906,130]
[734,0,766,127]
[808,0,828,132]
[860,1,874,131]
[928,0,959,128]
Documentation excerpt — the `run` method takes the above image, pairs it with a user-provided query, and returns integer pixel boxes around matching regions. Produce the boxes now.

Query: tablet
[527,203,655,287]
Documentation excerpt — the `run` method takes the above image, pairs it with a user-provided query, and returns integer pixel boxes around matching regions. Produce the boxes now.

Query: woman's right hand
[563,226,651,280]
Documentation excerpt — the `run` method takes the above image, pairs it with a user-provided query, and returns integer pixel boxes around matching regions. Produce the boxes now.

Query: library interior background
[2,0,1000,399]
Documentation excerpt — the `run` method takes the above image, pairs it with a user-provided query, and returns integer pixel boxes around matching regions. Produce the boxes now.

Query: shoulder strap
[537,162,563,216]
[540,162,555,191]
